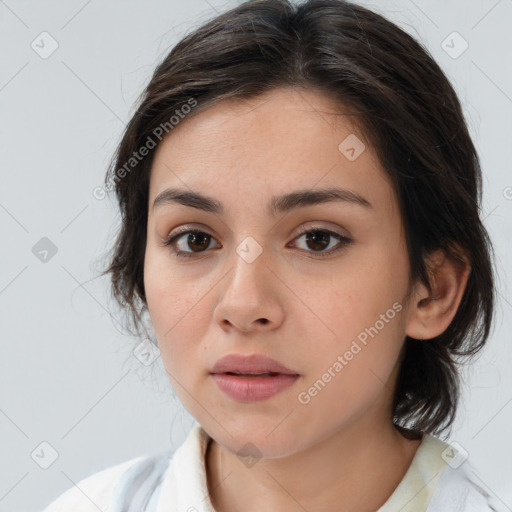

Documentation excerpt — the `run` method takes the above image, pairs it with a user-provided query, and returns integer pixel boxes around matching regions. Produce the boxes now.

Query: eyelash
[161,226,353,260]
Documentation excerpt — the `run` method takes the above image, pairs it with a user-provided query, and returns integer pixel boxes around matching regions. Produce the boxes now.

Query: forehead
[148,86,397,219]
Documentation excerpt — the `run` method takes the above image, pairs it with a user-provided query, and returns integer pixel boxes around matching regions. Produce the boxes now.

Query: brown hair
[100,0,496,437]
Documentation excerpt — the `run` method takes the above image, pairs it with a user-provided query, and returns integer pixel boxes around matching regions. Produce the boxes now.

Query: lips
[211,353,298,376]
[210,353,299,402]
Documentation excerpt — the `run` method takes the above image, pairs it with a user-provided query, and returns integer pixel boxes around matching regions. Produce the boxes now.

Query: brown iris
[305,230,330,251]
[186,232,211,252]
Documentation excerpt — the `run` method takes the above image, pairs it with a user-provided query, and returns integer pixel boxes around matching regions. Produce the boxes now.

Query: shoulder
[379,432,505,512]
[41,454,157,512]
[428,461,506,512]
[40,424,206,512]
[422,435,506,512]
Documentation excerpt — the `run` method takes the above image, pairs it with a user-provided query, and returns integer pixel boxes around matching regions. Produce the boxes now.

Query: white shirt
[41,422,503,512]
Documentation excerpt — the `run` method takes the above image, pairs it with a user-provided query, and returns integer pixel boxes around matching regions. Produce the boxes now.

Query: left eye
[291,229,352,257]
[162,228,352,259]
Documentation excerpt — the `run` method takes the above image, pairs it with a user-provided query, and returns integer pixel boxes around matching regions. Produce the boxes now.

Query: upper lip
[211,354,299,375]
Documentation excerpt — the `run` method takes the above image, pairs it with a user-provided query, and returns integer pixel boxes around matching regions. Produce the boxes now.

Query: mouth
[222,371,282,377]
[210,353,299,402]
[210,353,299,376]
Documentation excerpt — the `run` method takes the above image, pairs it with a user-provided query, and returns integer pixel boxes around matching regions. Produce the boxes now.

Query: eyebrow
[152,187,372,216]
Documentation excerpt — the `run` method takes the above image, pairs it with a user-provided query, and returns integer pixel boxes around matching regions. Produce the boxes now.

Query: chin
[206,422,308,460]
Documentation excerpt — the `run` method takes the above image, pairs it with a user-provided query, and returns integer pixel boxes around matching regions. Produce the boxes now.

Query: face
[144,86,416,458]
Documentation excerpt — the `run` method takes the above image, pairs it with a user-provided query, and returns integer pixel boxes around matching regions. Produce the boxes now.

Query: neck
[205,416,422,512]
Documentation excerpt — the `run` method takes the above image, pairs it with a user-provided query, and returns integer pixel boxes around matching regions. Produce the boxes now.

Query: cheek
[145,244,202,316]
[297,301,405,428]
[299,239,408,380]
[314,257,404,340]
[144,250,207,360]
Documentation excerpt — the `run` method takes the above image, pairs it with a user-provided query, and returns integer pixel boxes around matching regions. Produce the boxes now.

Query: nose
[213,240,285,334]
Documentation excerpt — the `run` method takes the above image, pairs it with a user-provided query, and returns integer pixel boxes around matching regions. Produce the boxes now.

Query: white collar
[151,423,500,512]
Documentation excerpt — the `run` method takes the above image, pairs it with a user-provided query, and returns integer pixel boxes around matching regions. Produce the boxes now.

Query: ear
[405,247,471,340]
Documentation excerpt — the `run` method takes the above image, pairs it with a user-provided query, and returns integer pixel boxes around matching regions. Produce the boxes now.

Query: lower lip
[211,373,299,402]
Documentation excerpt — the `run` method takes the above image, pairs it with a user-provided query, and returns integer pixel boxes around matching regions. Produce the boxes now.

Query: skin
[143,86,470,512]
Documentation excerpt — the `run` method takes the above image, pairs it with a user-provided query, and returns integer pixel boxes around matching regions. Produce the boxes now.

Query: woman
[41,0,502,510]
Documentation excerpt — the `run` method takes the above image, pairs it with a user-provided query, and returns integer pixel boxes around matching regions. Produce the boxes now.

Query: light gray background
[1,0,511,510]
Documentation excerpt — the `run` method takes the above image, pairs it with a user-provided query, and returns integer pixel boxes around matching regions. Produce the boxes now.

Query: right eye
[162,229,221,259]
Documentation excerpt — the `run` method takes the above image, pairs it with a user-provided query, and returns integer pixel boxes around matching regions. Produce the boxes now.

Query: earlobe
[405,248,471,340]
